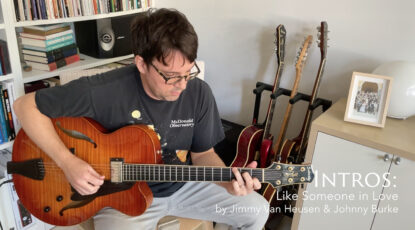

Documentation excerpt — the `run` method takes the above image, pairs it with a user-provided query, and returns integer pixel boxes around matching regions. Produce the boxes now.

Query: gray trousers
[94,182,270,230]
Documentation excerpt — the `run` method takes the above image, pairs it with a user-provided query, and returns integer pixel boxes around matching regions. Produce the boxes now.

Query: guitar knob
[394,157,401,165]
[300,167,306,172]
[383,154,391,162]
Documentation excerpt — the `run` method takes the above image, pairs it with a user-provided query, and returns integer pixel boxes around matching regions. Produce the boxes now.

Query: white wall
[157,0,415,139]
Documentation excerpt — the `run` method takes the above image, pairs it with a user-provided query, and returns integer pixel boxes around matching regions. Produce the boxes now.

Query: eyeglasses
[150,62,200,85]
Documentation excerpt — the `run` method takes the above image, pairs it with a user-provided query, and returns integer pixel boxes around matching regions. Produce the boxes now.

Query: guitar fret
[220,168,223,181]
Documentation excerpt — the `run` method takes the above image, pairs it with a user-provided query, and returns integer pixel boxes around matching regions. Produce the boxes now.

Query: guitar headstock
[274,24,287,64]
[317,21,328,59]
[265,162,314,188]
[295,35,313,71]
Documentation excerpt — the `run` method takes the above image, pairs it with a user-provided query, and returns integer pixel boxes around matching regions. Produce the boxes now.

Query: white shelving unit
[0,140,14,151]
[0,1,154,153]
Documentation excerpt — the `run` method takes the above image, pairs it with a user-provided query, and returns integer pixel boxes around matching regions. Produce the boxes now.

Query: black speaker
[74,14,138,58]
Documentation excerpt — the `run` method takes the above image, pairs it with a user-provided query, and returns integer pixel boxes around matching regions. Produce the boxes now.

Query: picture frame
[344,72,393,128]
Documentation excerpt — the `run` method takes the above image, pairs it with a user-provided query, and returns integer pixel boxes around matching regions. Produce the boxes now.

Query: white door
[298,132,392,230]
[371,155,415,230]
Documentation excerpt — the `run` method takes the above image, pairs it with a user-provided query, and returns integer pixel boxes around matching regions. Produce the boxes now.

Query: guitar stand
[252,81,332,126]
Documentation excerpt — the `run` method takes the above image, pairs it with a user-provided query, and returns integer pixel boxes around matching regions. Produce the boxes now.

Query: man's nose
[174,77,188,90]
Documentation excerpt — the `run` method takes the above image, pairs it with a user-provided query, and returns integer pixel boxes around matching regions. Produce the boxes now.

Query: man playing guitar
[13,8,269,230]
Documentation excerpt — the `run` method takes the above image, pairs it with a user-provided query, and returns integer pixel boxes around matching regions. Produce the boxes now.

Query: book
[0,40,11,75]
[3,89,16,140]
[23,24,70,36]
[0,59,3,76]
[23,47,78,64]
[30,0,38,20]
[0,89,8,143]
[0,87,12,141]
[22,43,77,57]
[22,39,75,52]
[2,81,20,132]
[21,33,74,48]
[26,53,80,71]
[20,29,73,40]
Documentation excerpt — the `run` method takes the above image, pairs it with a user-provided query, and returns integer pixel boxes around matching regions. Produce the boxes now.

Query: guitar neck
[272,69,303,158]
[297,58,326,157]
[262,62,284,139]
[121,164,269,183]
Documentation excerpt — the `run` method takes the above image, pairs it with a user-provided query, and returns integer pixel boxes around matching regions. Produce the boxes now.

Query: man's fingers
[246,161,258,169]
[253,178,261,190]
[232,180,241,194]
[242,172,253,190]
[232,168,244,187]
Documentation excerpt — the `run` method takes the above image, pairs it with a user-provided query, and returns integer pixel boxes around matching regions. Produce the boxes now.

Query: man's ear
[135,55,148,74]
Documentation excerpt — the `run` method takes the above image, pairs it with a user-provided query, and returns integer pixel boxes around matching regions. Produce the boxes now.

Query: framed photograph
[344,72,393,127]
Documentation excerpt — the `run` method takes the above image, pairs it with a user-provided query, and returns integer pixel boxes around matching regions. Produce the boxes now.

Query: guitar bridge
[110,158,124,183]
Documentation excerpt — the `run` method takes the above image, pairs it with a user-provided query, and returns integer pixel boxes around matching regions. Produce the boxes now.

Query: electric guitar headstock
[265,162,314,188]
[295,35,313,72]
[317,21,329,59]
[275,24,286,65]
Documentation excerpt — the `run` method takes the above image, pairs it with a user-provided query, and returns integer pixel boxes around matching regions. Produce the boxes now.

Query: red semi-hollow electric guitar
[232,25,286,169]
[7,117,314,226]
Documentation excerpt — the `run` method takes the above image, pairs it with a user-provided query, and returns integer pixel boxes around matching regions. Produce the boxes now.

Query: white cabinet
[371,155,415,229]
[291,98,415,230]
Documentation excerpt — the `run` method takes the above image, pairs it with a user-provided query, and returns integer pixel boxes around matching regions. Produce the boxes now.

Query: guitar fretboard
[122,164,280,183]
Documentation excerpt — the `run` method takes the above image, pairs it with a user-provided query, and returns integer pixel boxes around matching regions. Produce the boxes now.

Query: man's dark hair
[130,8,198,65]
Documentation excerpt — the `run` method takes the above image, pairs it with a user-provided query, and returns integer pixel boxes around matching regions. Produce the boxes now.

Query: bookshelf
[0,1,155,152]
[0,140,14,151]
[15,8,150,27]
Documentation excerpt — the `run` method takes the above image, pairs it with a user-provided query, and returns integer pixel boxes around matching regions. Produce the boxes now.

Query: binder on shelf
[0,40,12,75]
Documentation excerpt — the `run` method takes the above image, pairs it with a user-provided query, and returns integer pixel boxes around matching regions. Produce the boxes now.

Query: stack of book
[20,23,80,71]
[0,82,17,144]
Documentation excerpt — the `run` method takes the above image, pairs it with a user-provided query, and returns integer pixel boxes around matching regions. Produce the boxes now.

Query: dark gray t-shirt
[35,64,225,197]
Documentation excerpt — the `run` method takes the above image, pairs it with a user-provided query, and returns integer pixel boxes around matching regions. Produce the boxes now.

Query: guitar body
[11,117,160,226]
[259,139,272,168]
[279,139,298,163]
[231,125,263,167]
